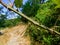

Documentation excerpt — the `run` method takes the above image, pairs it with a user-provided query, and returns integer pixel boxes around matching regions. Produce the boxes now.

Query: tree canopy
[0,0,60,45]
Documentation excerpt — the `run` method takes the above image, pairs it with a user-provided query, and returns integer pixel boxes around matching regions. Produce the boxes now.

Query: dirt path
[0,24,30,45]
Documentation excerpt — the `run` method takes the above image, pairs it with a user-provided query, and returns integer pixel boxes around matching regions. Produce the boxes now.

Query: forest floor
[0,24,31,45]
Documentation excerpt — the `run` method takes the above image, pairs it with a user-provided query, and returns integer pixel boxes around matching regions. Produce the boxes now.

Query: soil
[0,24,30,45]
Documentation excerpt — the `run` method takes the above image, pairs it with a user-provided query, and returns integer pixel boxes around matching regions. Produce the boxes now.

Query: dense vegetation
[23,0,60,45]
[0,14,21,28]
[0,0,60,45]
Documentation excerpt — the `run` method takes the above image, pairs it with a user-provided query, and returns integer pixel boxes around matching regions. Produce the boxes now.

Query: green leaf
[52,0,60,8]
[53,0,60,5]
[14,0,23,8]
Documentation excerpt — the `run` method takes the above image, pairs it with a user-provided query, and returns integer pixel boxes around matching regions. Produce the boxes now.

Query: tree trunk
[0,1,60,35]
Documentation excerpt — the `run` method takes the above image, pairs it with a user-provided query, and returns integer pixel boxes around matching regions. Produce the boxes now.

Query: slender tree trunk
[0,1,60,35]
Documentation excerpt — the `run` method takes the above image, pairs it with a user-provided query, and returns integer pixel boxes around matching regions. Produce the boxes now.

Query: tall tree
[22,0,40,17]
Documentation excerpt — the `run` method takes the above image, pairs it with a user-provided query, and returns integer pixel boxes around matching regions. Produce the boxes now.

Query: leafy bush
[4,18,21,27]
[35,1,58,27]
[26,24,60,45]
[0,14,6,27]
[26,0,60,45]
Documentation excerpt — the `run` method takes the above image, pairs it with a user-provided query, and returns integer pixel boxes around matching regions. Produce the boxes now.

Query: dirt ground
[0,24,31,45]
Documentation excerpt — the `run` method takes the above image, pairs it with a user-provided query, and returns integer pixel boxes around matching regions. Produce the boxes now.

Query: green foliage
[0,16,21,28]
[52,0,60,8]
[4,18,21,27]
[28,0,41,4]
[0,0,60,45]
[42,36,52,45]
[56,20,60,26]
[22,2,33,17]
[0,14,6,27]
[22,0,39,17]
[26,0,60,45]
[42,15,57,27]
[14,0,23,8]
[26,24,60,45]
[21,0,39,22]
[35,1,57,27]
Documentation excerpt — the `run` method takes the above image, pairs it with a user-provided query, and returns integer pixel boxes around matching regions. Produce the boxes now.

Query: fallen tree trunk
[0,1,60,35]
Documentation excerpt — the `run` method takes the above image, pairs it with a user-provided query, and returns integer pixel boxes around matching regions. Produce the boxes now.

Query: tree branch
[0,1,60,35]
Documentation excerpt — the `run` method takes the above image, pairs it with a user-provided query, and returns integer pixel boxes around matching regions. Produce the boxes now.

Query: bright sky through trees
[0,0,28,19]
